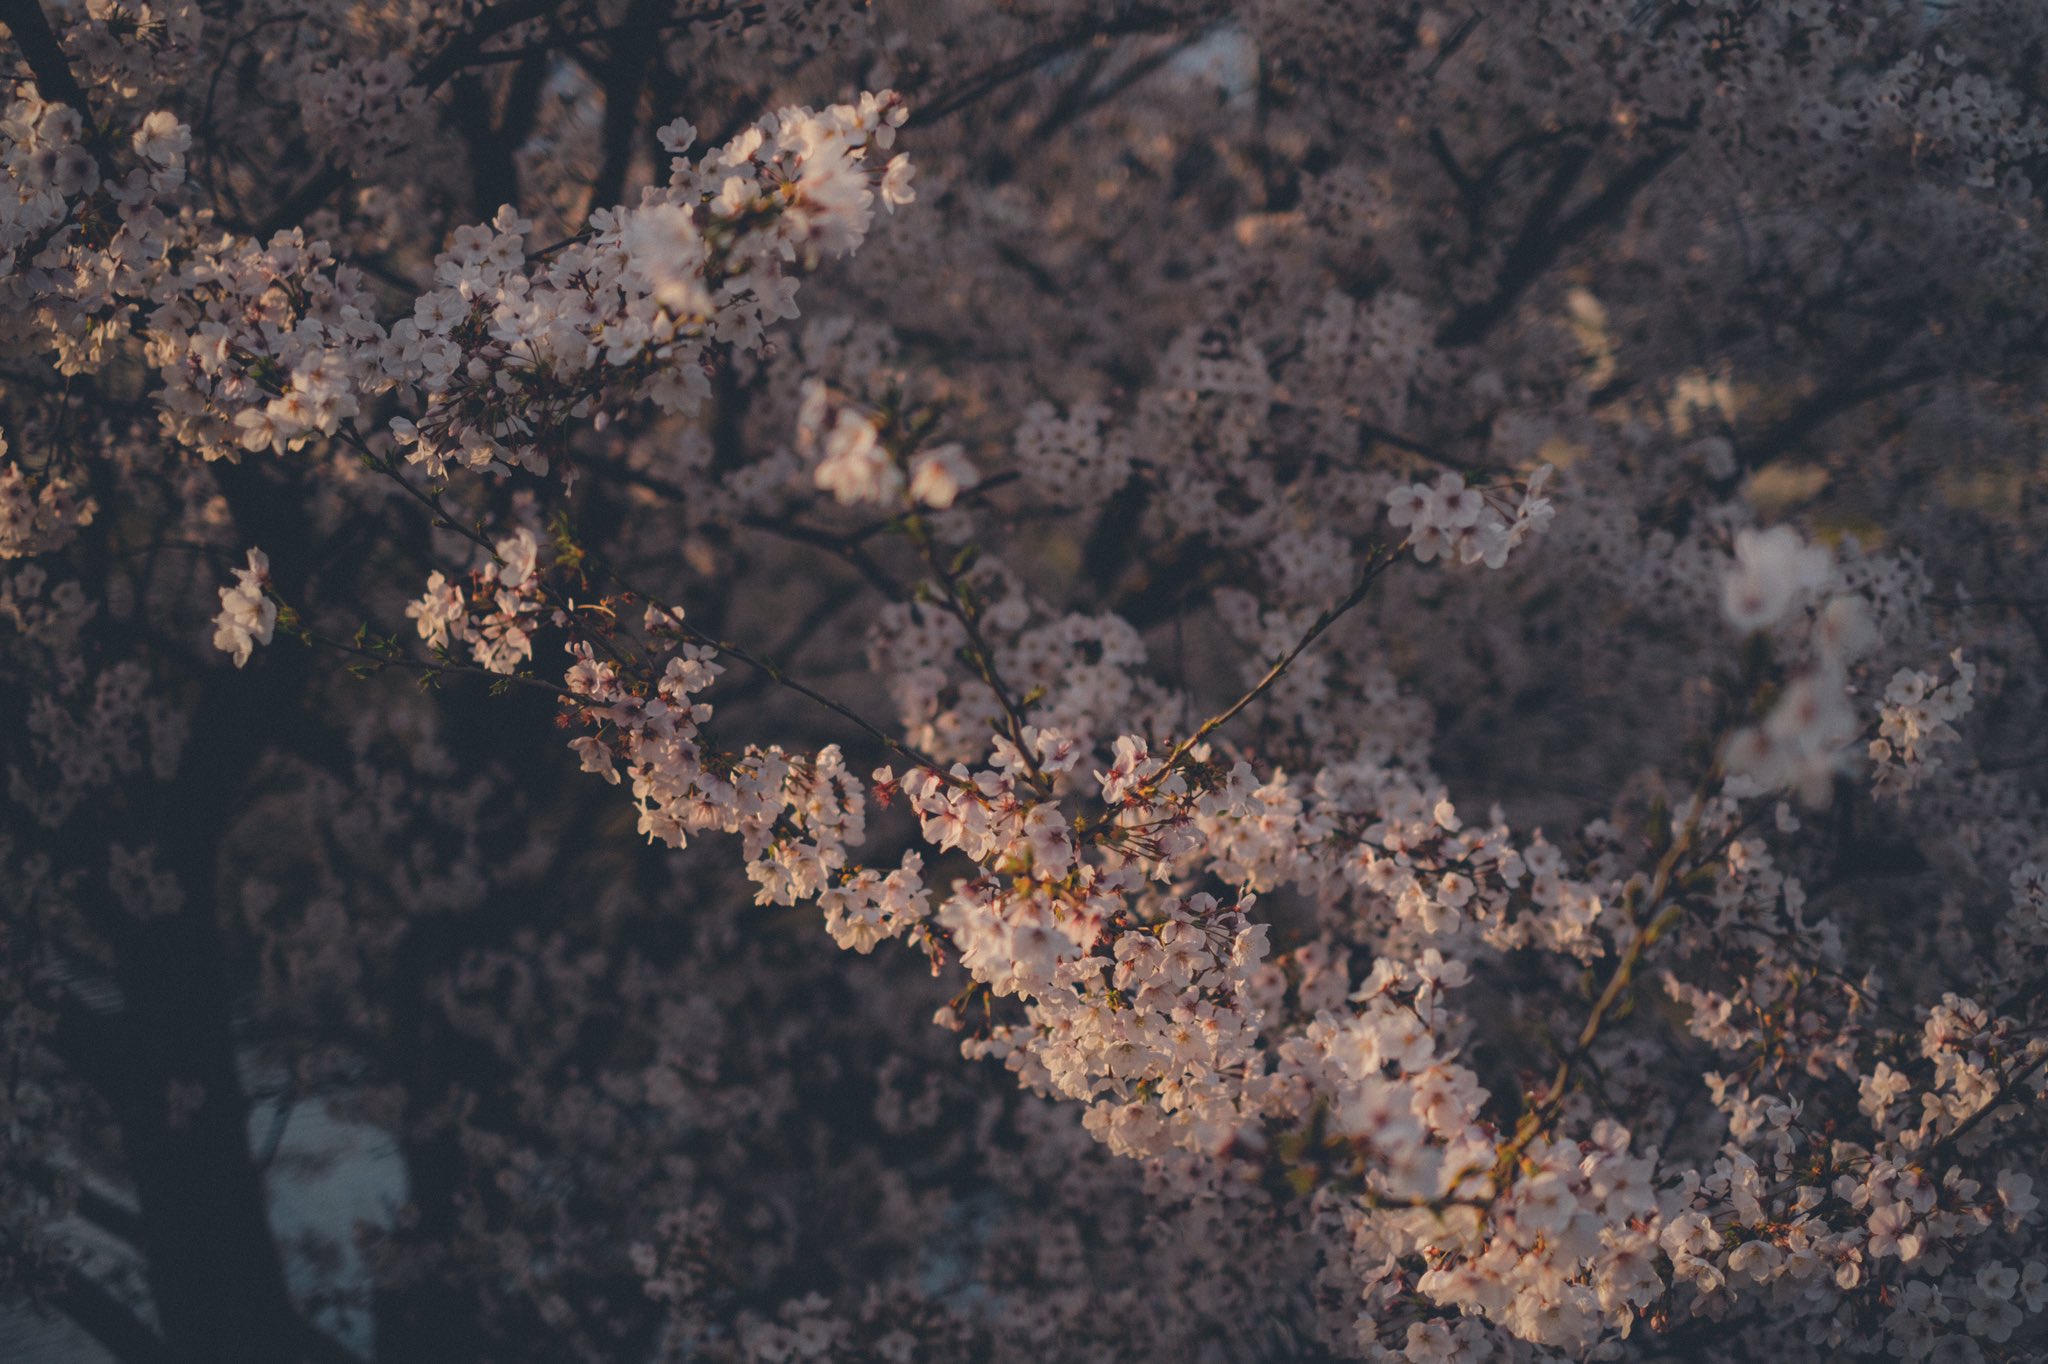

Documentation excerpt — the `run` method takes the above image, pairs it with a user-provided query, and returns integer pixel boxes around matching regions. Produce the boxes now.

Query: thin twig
[904,511,1051,794]
[1157,547,1397,778]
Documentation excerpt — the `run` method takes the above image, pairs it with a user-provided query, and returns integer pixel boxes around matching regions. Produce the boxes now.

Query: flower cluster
[147,228,378,462]
[8,4,2048,1361]
[404,528,546,675]
[1719,528,1882,805]
[211,547,276,668]
[4,97,197,376]
[1721,524,1835,634]
[1871,650,1977,798]
[386,95,911,478]
[0,435,94,559]
[1383,468,1555,568]
[796,382,978,509]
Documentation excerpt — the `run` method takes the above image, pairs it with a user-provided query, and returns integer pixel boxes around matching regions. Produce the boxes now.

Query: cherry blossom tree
[5,0,2048,1360]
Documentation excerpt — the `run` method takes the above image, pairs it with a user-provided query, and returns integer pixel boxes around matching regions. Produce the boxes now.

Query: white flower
[1022,803,1073,878]
[1453,512,1513,569]
[1721,525,1832,633]
[907,443,976,509]
[1510,462,1557,543]
[234,406,283,454]
[1513,1171,1579,1237]
[131,111,191,190]
[1028,726,1083,773]
[494,528,539,590]
[1867,1201,1921,1261]
[879,154,917,209]
[1384,482,1429,529]
[619,202,711,316]
[211,548,276,668]
[1870,651,1975,797]
[1425,472,1485,529]
[569,735,620,784]
[2022,1261,2048,1313]
[1999,1171,2040,1221]
[1813,594,1877,665]
[406,571,468,651]
[1409,521,1449,563]
[1965,1294,2022,1343]
[655,118,697,154]
[813,410,901,505]
[1723,671,1859,806]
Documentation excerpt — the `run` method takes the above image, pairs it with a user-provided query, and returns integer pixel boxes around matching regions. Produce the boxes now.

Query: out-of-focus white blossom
[907,444,976,509]
[1721,525,1833,633]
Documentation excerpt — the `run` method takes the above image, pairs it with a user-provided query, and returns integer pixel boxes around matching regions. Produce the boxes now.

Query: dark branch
[47,1270,173,1364]
[1438,140,1685,347]
[1,0,98,132]
[908,7,1181,128]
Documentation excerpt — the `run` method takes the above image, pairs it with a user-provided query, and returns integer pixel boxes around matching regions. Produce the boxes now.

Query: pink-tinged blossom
[211,548,275,667]
[1721,525,1833,633]
[907,443,976,509]
[10,9,2048,1361]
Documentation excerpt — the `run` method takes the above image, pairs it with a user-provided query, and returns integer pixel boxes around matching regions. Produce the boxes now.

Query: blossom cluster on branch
[5,1,2048,1361]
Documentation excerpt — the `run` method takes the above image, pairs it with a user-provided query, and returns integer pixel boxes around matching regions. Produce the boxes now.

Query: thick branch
[46,1270,173,1364]
[1,0,98,131]
[907,7,1182,128]
[1438,140,1685,347]
[584,0,665,218]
